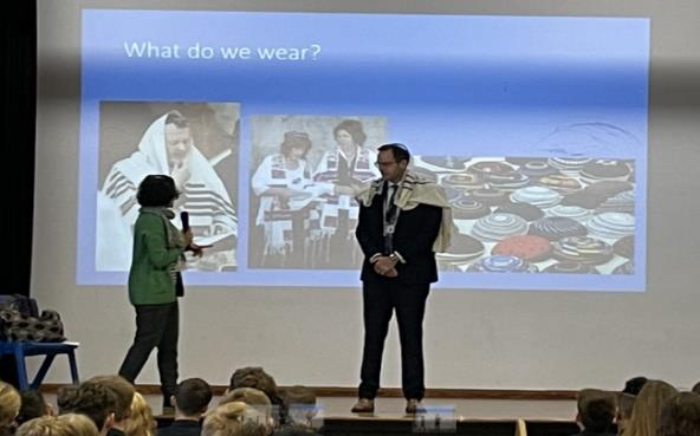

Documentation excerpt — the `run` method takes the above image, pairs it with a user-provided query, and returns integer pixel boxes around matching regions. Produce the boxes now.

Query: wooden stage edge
[41,384,576,400]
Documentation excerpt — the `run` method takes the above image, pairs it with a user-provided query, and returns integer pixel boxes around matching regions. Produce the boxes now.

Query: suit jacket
[356,185,443,284]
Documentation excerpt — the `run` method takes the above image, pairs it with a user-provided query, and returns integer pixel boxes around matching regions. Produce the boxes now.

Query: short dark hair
[580,395,616,432]
[165,111,190,129]
[16,390,48,425]
[229,367,277,396]
[175,378,213,416]
[229,367,288,425]
[377,143,410,163]
[136,174,180,207]
[334,119,367,147]
[56,385,79,414]
[65,383,119,430]
[84,375,135,421]
[623,376,648,396]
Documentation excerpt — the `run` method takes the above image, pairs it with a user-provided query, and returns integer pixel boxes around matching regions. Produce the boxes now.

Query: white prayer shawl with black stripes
[357,169,453,253]
[313,147,379,233]
[96,113,237,271]
[251,153,317,255]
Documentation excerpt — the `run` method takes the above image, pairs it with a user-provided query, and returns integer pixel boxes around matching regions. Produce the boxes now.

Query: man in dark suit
[352,143,450,415]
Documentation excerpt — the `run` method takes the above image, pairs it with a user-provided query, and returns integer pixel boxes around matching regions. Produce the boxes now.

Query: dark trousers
[119,301,179,401]
[359,278,430,400]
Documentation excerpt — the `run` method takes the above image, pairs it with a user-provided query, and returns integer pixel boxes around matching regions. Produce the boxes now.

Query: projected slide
[77,10,649,291]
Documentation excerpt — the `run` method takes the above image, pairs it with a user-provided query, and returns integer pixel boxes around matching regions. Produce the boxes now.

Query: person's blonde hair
[57,413,100,436]
[202,402,268,436]
[0,381,21,427]
[221,388,271,408]
[623,380,678,436]
[16,414,100,436]
[123,392,156,436]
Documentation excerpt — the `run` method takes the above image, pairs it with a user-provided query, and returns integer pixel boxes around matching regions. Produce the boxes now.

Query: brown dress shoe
[351,398,375,413]
[405,399,426,414]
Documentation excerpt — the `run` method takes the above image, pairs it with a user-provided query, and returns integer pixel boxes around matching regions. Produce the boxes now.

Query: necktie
[386,183,399,223]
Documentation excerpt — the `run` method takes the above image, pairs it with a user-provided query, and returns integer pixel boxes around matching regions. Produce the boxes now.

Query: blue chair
[0,341,79,390]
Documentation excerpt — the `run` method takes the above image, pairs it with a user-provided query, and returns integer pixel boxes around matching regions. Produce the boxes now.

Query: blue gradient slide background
[77,10,649,290]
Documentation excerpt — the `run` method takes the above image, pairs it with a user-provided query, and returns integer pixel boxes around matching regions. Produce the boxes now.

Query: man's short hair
[85,375,136,421]
[229,367,278,398]
[16,390,48,425]
[377,143,411,163]
[576,389,616,432]
[623,376,649,396]
[175,378,213,416]
[229,368,288,425]
[65,382,119,430]
[56,385,80,414]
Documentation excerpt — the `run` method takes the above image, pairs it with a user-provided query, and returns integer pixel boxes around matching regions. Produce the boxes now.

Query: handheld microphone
[181,211,190,232]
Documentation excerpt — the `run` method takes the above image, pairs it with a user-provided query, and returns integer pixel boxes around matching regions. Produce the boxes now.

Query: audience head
[0,382,20,430]
[56,385,79,414]
[623,377,649,396]
[61,382,119,432]
[657,392,700,436]
[625,380,678,436]
[221,388,271,409]
[174,378,213,418]
[16,416,71,436]
[229,367,286,426]
[230,367,277,396]
[202,402,268,436]
[220,388,273,432]
[575,389,616,432]
[84,375,136,423]
[16,390,50,426]
[58,413,101,436]
[123,392,156,436]
[15,414,100,436]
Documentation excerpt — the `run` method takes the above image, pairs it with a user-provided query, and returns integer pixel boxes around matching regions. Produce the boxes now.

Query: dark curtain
[3,0,36,298]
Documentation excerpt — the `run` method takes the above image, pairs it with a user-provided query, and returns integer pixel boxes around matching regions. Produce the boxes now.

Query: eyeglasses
[374,161,397,168]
